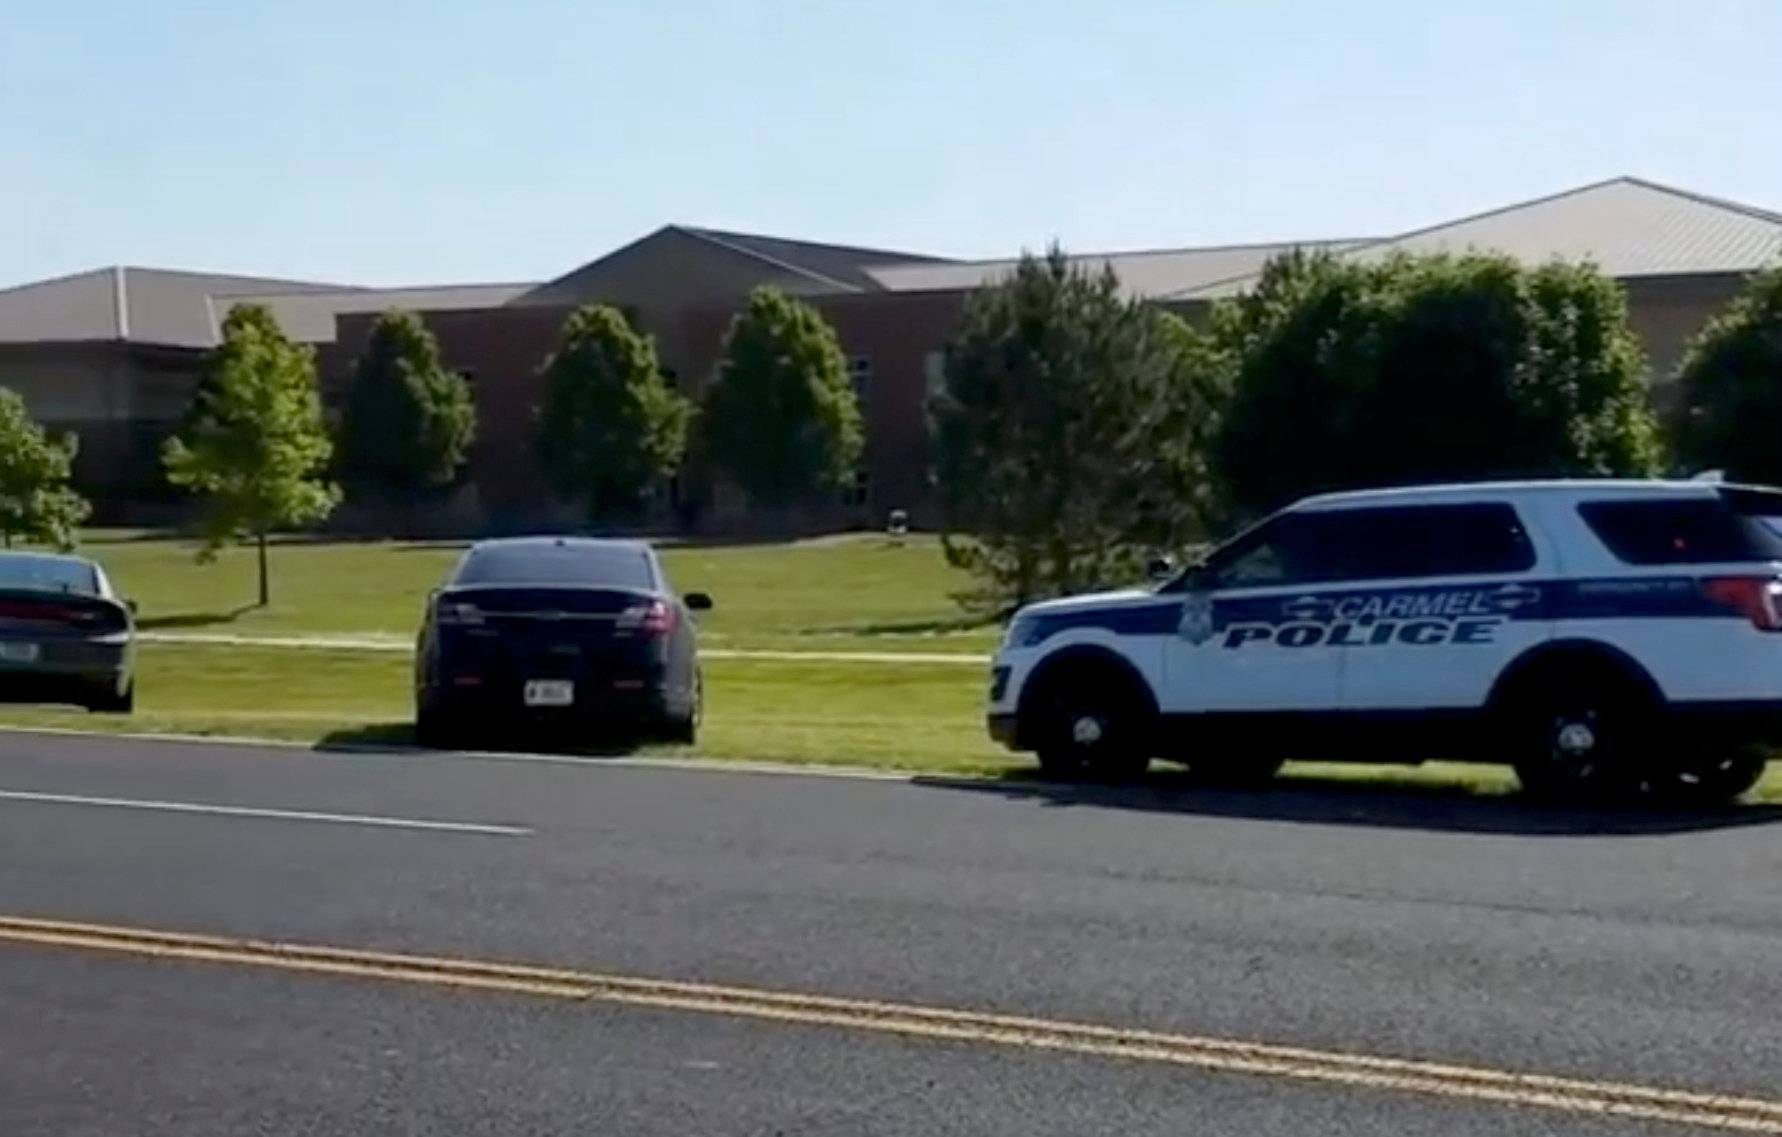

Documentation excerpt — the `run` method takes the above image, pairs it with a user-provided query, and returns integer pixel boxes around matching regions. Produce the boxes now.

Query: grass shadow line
[136,604,259,631]
[802,614,1003,638]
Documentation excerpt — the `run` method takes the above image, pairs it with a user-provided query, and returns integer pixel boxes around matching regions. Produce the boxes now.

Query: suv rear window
[453,545,656,590]
[1579,493,1782,565]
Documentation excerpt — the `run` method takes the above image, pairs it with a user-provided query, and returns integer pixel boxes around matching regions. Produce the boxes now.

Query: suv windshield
[0,555,99,595]
[453,545,656,590]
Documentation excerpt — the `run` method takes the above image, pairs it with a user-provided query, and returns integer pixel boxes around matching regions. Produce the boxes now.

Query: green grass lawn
[0,643,1010,774]
[75,530,998,653]
[0,641,1773,803]
[0,530,1776,805]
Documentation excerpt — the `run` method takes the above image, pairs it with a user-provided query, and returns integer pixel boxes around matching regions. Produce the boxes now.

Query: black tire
[1503,666,1651,802]
[414,703,456,749]
[1031,666,1153,782]
[1646,744,1769,806]
[87,680,134,715]
[665,675,701,746]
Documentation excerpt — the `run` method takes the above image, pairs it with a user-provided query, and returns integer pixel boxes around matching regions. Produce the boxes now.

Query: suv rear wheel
[1031,666,1152,782]
[1504,667,1650,801]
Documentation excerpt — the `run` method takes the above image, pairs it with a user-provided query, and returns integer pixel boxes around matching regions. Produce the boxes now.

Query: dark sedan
[414,537,710,748]
[0,552,135,713]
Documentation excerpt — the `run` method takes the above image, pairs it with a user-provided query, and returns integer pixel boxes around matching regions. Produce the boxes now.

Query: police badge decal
[1178,593,1216,645]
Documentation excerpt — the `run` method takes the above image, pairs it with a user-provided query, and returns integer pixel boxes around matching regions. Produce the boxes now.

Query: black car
[414,537,710,748]
[0,552,135,713]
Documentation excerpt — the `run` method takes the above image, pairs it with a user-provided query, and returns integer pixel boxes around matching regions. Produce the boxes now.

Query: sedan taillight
[618,599,675,636]
[436,599,484,626]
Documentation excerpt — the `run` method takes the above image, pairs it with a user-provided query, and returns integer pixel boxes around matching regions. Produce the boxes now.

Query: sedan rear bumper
[0,637,130,705]
[422,673,684,733]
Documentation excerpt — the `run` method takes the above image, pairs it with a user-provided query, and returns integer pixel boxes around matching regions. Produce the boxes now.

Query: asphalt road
[2,731,1782,1135]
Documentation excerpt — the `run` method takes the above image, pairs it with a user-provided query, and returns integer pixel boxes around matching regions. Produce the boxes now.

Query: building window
[848,356,872,405]
[842,468,871,509]
[923,350,947,400]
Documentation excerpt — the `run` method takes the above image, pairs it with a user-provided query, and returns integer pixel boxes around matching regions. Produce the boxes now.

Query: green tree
[931,249,1219,609]
[1210,251,1661,517]
[536,305,692,520]
[702,287,863,507]
[163,304,339,606]
[0,389,90,550]
[338,310,476,493]
[1675,267,1782,483]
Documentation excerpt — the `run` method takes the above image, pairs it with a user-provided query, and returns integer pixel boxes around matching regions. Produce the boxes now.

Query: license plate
[0,642,40,663]
[523,679,574,707]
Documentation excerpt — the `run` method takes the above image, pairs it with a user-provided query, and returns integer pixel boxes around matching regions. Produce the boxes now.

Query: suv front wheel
[1032,671,1152,782]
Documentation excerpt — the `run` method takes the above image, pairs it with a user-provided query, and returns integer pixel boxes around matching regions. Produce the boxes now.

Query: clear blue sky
[5,0,1779,288]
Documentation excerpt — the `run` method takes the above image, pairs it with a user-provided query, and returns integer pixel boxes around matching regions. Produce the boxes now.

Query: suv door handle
[1488,584,1542,613]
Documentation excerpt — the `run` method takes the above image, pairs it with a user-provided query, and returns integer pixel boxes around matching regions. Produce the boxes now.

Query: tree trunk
[257,529,270,608]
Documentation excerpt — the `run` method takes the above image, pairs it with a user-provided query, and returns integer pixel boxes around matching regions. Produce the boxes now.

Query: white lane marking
[137,631,988,665]
[0,789,532,836]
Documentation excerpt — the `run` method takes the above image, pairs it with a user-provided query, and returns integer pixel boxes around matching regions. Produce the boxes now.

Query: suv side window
[1578,496,1782,565]
[1199,502,1534,589]
[1327,503,1536,579]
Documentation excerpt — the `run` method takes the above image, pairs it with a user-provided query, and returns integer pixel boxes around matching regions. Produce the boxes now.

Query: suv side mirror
[1146,556,1175,582]
[125,598,139,616]
[685,592,714,611]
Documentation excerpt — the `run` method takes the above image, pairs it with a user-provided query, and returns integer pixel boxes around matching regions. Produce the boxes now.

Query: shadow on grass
[909,766,1782,837]
[315,721,641,759]
[136,604,259,630]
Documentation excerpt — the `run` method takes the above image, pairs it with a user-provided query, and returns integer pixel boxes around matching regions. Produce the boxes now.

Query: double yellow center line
[3,914,1779,1132]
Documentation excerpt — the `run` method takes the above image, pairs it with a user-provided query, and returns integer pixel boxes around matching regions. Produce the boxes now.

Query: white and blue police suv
[987,480,1782,801]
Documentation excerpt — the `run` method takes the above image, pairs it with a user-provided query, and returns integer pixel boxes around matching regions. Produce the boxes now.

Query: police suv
[987,480,1782,801]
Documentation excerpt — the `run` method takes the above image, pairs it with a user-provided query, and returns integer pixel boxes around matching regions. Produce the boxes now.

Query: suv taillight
[619,599,675,636]
[1700,576,1782,631]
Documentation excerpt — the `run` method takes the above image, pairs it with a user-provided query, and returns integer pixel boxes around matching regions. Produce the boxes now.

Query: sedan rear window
[1578,493,1782,565]
[453,545,656,590]
[0,555,99,595]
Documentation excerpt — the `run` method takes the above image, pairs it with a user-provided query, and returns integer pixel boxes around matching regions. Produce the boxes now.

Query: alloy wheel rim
[1549,709,1604,780]
[1070,713,1107,747]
